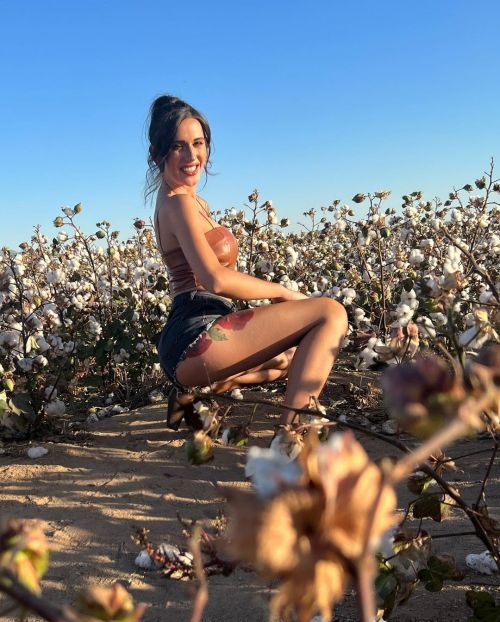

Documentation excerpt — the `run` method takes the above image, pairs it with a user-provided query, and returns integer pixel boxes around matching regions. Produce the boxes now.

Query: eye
[194,139,205,147]
[171,143,182,152]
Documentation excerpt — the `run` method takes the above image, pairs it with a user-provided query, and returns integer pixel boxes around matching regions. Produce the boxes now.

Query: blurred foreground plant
[0,518,145,622]
[221,344,499,622]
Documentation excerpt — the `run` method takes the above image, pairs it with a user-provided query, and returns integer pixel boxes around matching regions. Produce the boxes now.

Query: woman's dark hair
[144,95,212,202]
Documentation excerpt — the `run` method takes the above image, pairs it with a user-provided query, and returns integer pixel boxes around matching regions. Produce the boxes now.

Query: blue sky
[1,0,499,247]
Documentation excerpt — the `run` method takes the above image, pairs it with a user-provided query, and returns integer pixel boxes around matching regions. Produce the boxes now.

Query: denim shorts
[158,290,236,387]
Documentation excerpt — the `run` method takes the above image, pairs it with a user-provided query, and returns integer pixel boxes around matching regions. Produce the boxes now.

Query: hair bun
[152,95,183,115]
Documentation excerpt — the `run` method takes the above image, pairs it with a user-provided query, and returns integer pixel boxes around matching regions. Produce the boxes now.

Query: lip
[180,163,200,176]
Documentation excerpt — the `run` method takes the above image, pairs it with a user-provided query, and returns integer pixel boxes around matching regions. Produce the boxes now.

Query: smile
[180,164,200,176]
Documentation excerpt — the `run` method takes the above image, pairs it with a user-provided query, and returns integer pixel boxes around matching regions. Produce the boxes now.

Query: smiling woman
[147,94,348,430]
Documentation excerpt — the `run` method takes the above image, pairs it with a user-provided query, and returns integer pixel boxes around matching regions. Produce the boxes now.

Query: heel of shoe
[166,387,187,430]
[166,387,202,431]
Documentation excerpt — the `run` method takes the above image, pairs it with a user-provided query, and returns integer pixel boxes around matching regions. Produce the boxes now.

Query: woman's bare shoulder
[157,194,197,222]
[196,195,210,210]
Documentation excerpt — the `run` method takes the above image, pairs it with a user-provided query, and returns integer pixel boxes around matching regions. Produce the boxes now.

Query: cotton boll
[134,550,158,570]
[67,258,80,270]
[285,246,299,267]
[479,289,493,304]
[0,331,21,350]
[427,256,438,269]
[87,316,102,336]
[12,263,26,277]
[63,341,75,354]
[443,245,463,275]
[44,386,57,399]
[149,390,164,403]
[409,249,425,265]
[231,388,243,400]
[394,304,414,325]
[17,358,34,372]
[267,210,278,225]
[356,347,378,370]
[27,447,49,459]
[417,317,436,339]
[45,269,65,285]
[458,326,490,350]
[420,238,434,250]
[465,550,499,575]
[44,399,66,417]
[489,233,500,254]
[156,543,184,563]
[284,280,299,292]
[255,260,273,274]
[353,307,365,324]
[44,309,61,328]
[341,288,356,304]
[86,412,99,424]
[425,277,441,297]
[430,312,447,327]
[111,404,128,414]
[28,315,44,331]
[401,289,419,311]
[245,445,302,498]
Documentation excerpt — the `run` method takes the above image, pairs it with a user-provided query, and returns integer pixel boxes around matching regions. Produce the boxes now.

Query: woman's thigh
[175,297,346,387]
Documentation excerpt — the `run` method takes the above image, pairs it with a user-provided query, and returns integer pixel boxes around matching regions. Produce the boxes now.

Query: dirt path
[0,379,498,621]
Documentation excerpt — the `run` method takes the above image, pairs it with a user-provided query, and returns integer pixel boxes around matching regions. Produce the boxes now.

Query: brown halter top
[154,199,238,297]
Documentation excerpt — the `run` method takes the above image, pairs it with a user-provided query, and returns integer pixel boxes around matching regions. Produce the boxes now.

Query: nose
[184,144,196,161]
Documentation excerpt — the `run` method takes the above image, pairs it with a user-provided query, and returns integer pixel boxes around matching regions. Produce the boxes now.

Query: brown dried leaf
[74,583,145,622]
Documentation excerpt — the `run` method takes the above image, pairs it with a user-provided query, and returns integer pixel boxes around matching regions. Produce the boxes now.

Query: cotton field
[0,166,498,436]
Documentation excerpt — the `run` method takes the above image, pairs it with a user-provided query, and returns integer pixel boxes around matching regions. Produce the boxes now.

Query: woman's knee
[314,297,349,334]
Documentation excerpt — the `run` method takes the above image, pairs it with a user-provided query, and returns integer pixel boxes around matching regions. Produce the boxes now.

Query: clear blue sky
[1,0,499,247]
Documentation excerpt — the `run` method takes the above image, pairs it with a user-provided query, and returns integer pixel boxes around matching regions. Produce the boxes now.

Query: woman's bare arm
[157,194,306,301]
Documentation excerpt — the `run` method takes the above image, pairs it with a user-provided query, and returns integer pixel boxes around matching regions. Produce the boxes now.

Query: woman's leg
[210,348,295,393]
[175,298,348,424]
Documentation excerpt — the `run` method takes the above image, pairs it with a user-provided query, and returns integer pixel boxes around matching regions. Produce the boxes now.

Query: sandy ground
[0,371,499,622]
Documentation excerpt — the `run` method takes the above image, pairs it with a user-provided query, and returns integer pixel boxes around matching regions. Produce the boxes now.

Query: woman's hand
[272,288,309,303]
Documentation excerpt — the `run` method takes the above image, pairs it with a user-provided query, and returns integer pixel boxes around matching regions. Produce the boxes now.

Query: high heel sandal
[166,387,203,431]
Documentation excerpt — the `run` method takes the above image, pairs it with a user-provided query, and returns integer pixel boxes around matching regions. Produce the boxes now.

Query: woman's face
[163,117,207,193]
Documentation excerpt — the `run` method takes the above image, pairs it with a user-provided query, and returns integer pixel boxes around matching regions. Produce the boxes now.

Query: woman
[147,95,348,429]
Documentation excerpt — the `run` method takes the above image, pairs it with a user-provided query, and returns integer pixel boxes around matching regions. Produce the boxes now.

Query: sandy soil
[0,370,498,622]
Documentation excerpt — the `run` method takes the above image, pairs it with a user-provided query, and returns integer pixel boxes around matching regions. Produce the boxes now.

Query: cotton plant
[0,206,166,436]
[1,164,499,434]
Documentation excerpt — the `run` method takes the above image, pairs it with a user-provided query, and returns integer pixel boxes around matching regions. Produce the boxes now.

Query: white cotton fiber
[465,550,499,575]
[134,550,156,570]
[27,447,48,459]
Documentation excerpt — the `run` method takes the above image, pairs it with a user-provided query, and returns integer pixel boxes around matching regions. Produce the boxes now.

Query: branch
[474,441,498,508]
[354,563,376,622]
[0,572,74,622]
[189,525,208,622]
